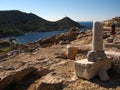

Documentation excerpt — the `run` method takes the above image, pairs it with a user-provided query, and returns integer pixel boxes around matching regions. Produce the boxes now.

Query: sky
[0,0,120,21]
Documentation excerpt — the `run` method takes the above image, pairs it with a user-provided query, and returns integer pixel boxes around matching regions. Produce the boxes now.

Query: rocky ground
[0,29,120,90]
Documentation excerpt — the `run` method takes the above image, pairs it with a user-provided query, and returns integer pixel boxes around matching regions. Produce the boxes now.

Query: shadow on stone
[4,72,40,90]
[3,68,52,90]
[90,70,120,89]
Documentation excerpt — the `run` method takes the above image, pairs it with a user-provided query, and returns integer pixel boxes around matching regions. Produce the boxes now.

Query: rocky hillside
[103,16,120,27]
[0,10,82,37]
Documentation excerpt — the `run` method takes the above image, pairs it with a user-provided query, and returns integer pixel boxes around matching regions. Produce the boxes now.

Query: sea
[1,22,93,44]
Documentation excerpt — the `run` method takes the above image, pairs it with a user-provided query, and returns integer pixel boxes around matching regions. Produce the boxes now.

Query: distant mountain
[0,10,82,37]
[103,16,120,27]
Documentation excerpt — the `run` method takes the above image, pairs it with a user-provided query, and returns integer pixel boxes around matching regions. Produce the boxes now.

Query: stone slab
[74,58,111,80]
[61,45,78,60]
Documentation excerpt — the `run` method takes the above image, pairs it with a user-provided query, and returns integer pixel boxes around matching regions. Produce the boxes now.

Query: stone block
[66,45,78,60]
[74,58,111,81]
[61,45,78,60]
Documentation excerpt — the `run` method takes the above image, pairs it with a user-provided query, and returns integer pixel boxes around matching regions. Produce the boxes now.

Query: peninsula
[0,10,83,37]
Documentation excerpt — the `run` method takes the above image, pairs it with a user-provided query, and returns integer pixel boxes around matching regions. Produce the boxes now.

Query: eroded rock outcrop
[35,73,63,90]
[105,51,120,73]
[0,66,36,89]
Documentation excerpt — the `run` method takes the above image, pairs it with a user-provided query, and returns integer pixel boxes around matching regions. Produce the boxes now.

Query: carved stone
[87,22,106,62]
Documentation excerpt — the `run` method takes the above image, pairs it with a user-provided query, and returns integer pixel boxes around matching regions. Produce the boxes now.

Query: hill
[0,10,82,37]
[103,16,120,27]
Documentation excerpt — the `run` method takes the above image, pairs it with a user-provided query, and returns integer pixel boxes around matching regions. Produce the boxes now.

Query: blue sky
[0,0,120,21]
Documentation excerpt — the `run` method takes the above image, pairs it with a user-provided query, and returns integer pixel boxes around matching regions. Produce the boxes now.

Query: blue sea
[1,22,93,44]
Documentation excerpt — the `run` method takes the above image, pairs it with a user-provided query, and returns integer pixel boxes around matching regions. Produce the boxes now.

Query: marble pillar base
[74,58,111,81]
[87,50,107,62]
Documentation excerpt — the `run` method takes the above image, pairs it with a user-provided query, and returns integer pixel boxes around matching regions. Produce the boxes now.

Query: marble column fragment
[87,22,106,62]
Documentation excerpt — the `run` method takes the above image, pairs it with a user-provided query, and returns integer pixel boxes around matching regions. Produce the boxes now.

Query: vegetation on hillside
[0,40,11,55]
[0,10,82,37]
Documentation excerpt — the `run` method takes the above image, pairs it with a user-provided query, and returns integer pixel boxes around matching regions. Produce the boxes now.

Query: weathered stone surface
[74,58,111,80]
[36,74,63,90]
[0,66,36,89]
[87,22,106,62]
[62,45,78,60]
[87,50,107,62]
[75,22,112,81]
[66,45,78,60]
[92,22,103,51]
[107,37,114,43]
[55,50,67,59]
[58,40,66,45]
[105,51,120,73]
[14,66,36,82]
[0,73,15,90]
[98,69,109,81]
[105,43,120,49]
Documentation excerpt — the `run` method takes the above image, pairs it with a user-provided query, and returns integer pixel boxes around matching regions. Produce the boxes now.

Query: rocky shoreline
[0,28,81,61]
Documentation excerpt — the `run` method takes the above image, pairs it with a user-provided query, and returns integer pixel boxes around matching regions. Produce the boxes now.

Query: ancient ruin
[0,22,120,89]
[87,22,106,61]
[75,22,111,81]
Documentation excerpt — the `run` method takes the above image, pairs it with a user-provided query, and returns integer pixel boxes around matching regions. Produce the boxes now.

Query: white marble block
[74,58,111,81]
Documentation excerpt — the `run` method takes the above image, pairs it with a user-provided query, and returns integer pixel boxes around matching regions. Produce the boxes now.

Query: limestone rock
[106,37,114,43]
[58,40,65,45]
[36,74,63,90]
[0,73,15,90]
[106,51,120,73]
[0,66,36,89]
[103,32,110,39]
[61,45,79,60]
[105,43,120,49]
[14,66,36,82]
[98,69,109,81]
[55,50,67,59]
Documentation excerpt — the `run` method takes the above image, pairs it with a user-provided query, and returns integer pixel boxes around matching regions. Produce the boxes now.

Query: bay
[15,30,69,44]
[1,22,93,44]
